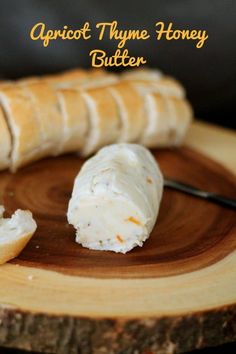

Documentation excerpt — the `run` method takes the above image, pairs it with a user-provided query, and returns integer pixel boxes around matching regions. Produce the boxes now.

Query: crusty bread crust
[129,77,185,99]
[0,231,35,265]
[0,207,37,265]
[0,106,11,170]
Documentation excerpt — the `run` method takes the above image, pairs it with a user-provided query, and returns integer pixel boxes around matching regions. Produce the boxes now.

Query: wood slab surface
[0,121,235,354]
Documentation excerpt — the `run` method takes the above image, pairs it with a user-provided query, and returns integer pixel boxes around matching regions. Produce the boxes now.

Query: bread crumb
[28,275,34,281]
[35,245,40,249]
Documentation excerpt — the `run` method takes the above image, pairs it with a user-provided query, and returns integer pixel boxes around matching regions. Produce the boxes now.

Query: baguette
[0,67,193,171]
[0,205,37,265]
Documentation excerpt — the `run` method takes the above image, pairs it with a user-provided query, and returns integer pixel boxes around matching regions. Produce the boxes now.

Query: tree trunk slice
[0,121,235,354]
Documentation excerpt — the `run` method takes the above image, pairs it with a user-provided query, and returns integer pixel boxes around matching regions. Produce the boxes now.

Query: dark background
[0,0,235,129]
[0,1,235,353]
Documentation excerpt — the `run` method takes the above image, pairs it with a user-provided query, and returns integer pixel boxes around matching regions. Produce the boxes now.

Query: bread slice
[140,93,193,147]
[0,86,43,171]
[122,68,185,99]
[0,205,37,265]
[0,106,11,170]
[129,77,185,99]
[81,87,121,156]
[57,88,89,153]
[140,93,173,147]
[165,96,193,145]
[108,82,145,143]
[23,81,65,156]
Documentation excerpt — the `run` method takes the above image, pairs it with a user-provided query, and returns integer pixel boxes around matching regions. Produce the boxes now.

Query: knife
[164,178,236,210]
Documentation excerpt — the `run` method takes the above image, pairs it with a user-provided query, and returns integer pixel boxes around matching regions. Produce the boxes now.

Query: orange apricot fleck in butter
[116,235,124,243]
[126,216,142,226]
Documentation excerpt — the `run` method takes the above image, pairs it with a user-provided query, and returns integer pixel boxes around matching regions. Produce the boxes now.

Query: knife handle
[207,193,236,209]
[164,178,236,210]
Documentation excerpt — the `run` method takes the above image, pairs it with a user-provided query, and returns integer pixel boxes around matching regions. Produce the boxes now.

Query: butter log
[67,144,163,253]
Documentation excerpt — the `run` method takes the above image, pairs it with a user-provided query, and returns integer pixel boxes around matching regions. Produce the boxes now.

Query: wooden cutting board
[0,121,235,354]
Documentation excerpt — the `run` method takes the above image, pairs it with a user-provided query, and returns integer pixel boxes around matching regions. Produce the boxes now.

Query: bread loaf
[0,67,193,171]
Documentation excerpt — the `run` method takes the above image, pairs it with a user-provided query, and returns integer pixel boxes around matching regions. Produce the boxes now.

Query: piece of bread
[140,93,173,147]
[23,81,65,156]
[67,144,163,253]
[108,82,145,143]
[0,205,37,265]
[122,68,185,99]
[165,96,193,145]
[81,86,121,156]
[129,77,185,99]
[0,86,43,171]
[0,106,11,170]
[140,93,193,147]
[57,89,89,153]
